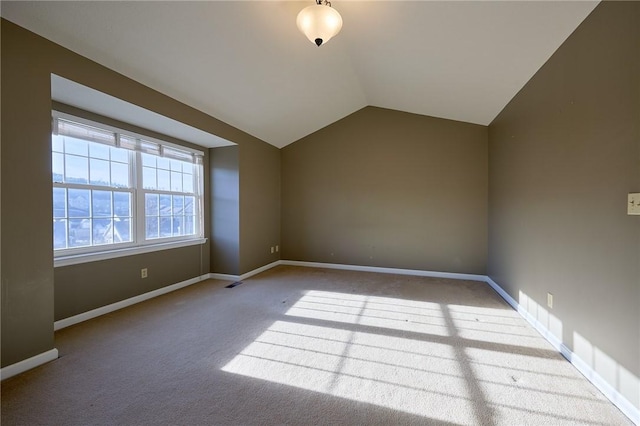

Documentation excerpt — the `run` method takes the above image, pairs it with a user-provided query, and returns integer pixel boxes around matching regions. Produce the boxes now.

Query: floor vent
[225,281,243,288]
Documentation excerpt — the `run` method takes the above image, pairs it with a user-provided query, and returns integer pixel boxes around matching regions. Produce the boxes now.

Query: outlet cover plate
[628,193,640,215]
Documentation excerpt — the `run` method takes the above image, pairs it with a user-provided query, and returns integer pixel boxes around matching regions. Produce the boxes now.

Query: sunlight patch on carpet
[284,290,451,337]
[222,320,471,422]
[222,290,620,425]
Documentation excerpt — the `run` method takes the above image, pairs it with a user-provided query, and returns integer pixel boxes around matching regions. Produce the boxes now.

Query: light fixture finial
[296,0,343,47]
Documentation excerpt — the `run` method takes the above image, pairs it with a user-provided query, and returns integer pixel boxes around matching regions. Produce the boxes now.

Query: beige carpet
[1,266,632,425]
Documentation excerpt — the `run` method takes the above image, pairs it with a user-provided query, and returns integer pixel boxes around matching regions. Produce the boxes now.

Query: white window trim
[52,110,206,265]
[54,237,207,268]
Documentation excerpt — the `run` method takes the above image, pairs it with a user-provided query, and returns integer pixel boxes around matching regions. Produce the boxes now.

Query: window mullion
[196,164,203,238]
[89,189,94,247]
[135,151,146,245]
[64,187,70,250]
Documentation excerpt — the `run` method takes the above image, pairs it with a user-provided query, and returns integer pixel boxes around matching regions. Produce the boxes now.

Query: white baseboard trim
[240,261,282,280]
[484,276,564,351]
[214,259,487,284]
[54,274,210,331]
[208,261,283,282]
[280,260,487,282]
[208,273,240,281]
[560,343,639,425]
[1,348,59,381]
[485,276,639,425]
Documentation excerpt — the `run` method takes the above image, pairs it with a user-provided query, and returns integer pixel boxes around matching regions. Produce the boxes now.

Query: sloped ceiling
[1,1,599,148]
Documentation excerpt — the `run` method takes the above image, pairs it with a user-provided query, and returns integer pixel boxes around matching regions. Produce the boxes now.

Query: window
[52,112,204,261]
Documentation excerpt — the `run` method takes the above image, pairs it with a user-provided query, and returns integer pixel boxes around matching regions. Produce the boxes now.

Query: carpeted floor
[1,266,632,425]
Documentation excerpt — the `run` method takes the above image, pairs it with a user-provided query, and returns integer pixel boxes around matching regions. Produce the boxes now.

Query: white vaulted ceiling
[1,1,598,148]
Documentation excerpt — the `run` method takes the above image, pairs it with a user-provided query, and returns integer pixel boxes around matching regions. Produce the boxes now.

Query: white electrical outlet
[628,193,640,215]
[270,246,274,254]
[547,293,553,309]
[141,268,148,279]
[275,245,279,252]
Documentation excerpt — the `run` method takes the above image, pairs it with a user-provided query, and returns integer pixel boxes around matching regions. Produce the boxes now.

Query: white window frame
[52,111,206,267]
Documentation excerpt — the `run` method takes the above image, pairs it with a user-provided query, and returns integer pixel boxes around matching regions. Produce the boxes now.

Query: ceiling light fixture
[296,0,343,47]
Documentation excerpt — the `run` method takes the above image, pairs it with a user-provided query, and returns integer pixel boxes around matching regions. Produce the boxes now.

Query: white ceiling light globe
[296,4,343,47]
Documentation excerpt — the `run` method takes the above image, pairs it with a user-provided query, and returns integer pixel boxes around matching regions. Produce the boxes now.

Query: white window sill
[54,238,207,268]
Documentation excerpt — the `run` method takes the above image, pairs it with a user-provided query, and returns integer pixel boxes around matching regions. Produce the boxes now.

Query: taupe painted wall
[211,146,240,275]
[282,107,488,274]
[1,20,280,367]
[2,20,55,366]
[240,139,281,273]
[488,1,640,409]
[55,246,204,320]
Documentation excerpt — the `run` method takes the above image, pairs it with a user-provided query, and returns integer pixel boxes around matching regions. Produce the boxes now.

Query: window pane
[114,192,131,217]
[53,152,64,182]
[114,217,132,242]
[170,159,182,172]
[159,195,171,216]
[90,143,110,160]
[69,218,91,247]
[146,216,159,239]
[159,217,172,237]
[143,167,157,190]
[53,219,67,249]
[172,196,184,215]
[92,190,112,217]
[52,135,64,153]
[157,157,170,170]
[142,153,156,167]
[157,169,170,191]
[171,171,182,192]
[93,218,112,245]
[90,158,110,186]
[184,216,195,235]
[68,189,90,217]
[145,194,159,216]
[172,216,184,235]
[183,173,194,193]
[185,196,194,215]
[111,162,129,188]
[65,137,88,156]
[111,147,129,164]
[53,188,66,218]
[65,154,89,184]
